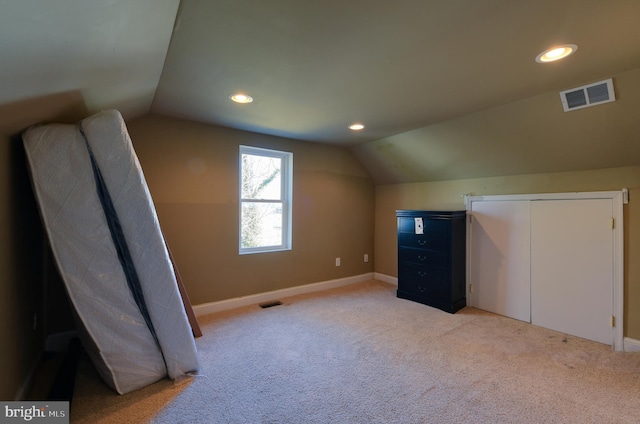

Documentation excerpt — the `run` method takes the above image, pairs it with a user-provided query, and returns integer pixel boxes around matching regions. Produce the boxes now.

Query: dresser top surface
[396,210,467,218]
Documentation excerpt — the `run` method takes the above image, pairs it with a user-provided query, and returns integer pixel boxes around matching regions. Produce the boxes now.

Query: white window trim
[239,145,293,254]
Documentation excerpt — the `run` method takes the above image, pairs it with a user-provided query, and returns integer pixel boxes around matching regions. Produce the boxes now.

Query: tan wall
[127,115,375,305]
[0,133,42,400]
[0,114,48,397]
[0,92,89,400]
[374,166,640,339]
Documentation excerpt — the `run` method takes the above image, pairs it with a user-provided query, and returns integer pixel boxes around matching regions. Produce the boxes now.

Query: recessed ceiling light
[349,123,365,131]
[535,44,578,63]
[230,93,253,103]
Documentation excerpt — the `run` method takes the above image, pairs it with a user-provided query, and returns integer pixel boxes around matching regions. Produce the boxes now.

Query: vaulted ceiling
[3,0,640,183]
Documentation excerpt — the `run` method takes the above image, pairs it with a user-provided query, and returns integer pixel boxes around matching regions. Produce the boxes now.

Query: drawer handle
[417,239,426,246]
[417,255,426,261]
[417,271,427,277]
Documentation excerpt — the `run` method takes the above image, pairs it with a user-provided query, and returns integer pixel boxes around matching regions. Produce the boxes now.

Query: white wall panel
[531,199,613,345]
[469,200,530,322]
[467,191,623,349]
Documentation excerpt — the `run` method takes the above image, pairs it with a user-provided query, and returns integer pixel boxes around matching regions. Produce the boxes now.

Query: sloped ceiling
[0,0,179,120]
[3,0,640,183]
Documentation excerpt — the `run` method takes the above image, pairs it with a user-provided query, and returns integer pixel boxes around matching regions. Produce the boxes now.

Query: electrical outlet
[364,254,369,263]
[335,257,341,267]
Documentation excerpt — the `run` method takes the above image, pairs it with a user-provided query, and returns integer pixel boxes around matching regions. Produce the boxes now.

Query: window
[239,146,293,254]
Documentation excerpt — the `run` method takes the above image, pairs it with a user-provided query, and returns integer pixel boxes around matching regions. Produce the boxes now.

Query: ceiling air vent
[559,78,615,112]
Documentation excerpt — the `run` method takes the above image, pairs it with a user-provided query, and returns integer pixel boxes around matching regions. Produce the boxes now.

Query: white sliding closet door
[530,199,613,345]
[469,201,530,322]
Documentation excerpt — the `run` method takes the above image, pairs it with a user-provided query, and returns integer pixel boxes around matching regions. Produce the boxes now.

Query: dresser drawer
[398,233,450,250]
[397,216,451,236]
[398,264,451,299]
[399,246,449,268]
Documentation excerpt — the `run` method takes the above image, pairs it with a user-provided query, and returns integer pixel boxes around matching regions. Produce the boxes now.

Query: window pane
[239,145,292,254]
[241,154,282,200]
[241,202,283,248]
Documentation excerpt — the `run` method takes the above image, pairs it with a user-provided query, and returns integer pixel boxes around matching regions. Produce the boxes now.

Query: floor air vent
[259,300,283,309]
[559,78,615,112]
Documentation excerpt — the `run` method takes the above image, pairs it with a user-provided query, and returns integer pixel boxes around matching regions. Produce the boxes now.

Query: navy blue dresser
[396,210,466,313]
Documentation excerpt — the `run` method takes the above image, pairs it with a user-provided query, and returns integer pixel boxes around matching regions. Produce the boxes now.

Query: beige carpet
[70,280,640,423]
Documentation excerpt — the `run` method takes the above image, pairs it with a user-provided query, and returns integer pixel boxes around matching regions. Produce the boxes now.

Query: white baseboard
[624,337,640,352]
[374,273,397,286]
[194,273,375,317]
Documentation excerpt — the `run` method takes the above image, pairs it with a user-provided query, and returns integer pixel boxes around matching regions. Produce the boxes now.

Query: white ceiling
[152,0,640,144]
[3,0,640,182]
[0,0,179,119]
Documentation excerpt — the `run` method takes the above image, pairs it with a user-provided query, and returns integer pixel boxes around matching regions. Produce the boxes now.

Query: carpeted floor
[70,280,640,423]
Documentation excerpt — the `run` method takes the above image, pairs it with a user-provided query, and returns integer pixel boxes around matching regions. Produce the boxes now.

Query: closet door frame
[465,191,624,351]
